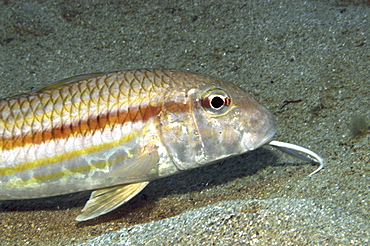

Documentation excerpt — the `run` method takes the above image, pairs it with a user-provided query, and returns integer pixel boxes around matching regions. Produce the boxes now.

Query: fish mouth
[242,116,278,151]
[257,124,278,148]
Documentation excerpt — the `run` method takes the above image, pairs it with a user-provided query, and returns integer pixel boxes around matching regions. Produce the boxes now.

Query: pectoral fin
[76,182,149,221]
[96,146,159,180]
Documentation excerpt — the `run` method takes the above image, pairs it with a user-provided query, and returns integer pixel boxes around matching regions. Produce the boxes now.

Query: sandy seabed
[0,0,369,245]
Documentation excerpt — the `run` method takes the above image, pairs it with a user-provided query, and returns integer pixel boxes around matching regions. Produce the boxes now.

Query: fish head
[160,73,278,171]
[191,79,278,166]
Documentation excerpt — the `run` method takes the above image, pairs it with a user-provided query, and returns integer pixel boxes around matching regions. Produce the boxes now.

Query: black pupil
[211,96,224,109]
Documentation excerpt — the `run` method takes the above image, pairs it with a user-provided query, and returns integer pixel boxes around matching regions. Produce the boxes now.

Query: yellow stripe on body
[8,151,128,188]
[2,130,139,187]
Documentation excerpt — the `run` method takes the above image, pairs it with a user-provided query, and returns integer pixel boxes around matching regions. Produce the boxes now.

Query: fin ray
[76,181,149,221]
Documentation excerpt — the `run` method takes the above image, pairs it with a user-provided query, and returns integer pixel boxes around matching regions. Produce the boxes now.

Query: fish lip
[242,120,278,151]
[257,125,278,148]
[257,111,279,148]
[258,120,279,148]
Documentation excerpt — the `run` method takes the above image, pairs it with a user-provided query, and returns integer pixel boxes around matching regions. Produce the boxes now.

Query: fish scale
[1,71,184,189]
[0,69,324,221]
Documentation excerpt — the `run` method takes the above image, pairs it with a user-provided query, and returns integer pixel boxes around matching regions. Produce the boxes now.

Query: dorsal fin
[32,72,107,93]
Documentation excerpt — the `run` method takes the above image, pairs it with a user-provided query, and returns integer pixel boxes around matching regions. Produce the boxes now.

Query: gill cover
[159,88,204,170]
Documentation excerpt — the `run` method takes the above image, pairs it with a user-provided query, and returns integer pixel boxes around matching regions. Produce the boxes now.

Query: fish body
[0,69,278,220]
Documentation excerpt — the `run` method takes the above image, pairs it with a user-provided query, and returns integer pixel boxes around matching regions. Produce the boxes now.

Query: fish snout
[242,109,278,151]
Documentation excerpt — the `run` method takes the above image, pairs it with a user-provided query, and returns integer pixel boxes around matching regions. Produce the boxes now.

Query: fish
[0,69,324,221]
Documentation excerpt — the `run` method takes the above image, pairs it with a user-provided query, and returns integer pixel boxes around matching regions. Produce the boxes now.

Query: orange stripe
[0,100,189,150]
[0,104,161,150]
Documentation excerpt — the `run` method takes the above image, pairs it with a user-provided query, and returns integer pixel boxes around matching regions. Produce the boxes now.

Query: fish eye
[201,89,231,114]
